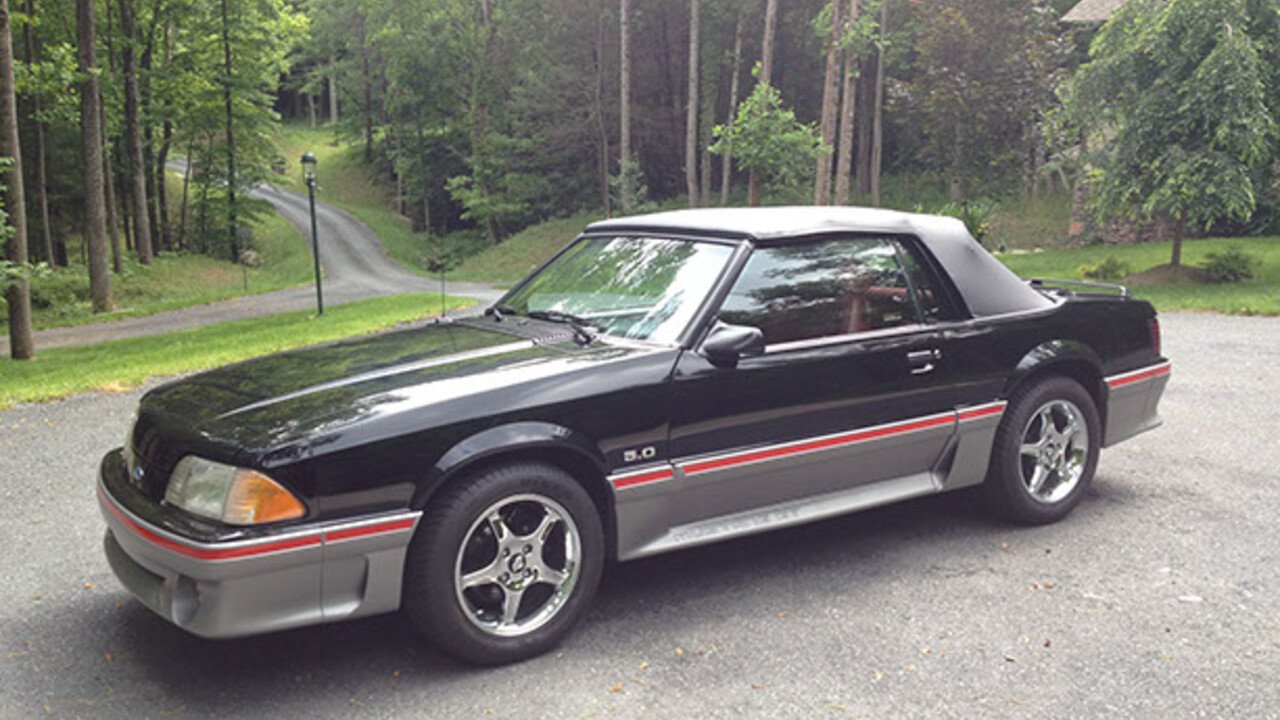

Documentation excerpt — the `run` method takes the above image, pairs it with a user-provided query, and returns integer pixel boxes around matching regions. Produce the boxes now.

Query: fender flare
[1002,340,1108,419]
[411,421,610,511]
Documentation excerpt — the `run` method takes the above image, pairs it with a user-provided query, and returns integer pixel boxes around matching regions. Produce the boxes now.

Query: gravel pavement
[1,182,501,353]
[0,312,1277,719]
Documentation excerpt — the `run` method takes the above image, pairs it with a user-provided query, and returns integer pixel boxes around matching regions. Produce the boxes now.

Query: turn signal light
[166,456,305,525]
[224,471,306,525]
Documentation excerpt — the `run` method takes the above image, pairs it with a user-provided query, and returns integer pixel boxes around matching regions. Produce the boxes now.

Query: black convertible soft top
[586,206,1055,318]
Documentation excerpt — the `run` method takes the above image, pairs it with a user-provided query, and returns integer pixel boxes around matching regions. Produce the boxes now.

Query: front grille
[130,417,183,501]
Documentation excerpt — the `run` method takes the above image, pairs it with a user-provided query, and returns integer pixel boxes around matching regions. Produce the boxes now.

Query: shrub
[1202,246,1259,283]
[931,200,997,245]
[1077,256,1132,281]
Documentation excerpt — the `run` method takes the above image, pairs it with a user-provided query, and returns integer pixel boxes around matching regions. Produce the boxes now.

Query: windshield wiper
[526,309,596,345]
[483,303,517,322]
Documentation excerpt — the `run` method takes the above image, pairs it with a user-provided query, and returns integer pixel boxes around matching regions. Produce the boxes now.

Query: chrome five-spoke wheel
[454,494,581,637]
[1019,399,1089,504]
[984,376,1100,525]
[403,461,603,665]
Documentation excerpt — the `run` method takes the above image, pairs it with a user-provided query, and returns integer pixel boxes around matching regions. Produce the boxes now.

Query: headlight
[164,456,305,525]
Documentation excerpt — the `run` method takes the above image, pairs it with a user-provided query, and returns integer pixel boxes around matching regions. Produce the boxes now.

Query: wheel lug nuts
[502,548,510,557]
[525,569,533,577]
[523,545,532,554]
[500,573,509,582]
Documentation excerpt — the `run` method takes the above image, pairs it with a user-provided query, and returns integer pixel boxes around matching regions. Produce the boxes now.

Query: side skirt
[621,472,937,560]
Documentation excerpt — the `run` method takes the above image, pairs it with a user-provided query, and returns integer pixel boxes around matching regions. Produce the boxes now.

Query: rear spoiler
[1027,278,1130,299]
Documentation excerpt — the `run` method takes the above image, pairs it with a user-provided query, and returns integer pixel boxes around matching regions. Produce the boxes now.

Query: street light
[301,151,323,315]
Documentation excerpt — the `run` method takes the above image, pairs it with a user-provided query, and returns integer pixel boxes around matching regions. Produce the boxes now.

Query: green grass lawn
[999,236,1280,315]
[0,292,475,410]
[449,212,600,283]
[4,175,315,332]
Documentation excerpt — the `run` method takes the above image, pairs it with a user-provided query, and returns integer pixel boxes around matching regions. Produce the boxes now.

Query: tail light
[1149,316,1162,356]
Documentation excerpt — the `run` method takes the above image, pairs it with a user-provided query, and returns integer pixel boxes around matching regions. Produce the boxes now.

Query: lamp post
[301,151,323,315]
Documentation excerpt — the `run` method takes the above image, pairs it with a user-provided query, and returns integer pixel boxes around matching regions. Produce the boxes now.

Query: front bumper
[98,450,421,639]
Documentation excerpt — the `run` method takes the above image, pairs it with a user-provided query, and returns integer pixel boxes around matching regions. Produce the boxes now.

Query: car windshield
[500,235,735,344]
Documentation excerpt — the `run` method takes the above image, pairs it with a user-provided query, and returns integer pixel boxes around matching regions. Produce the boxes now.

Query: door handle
[907,349,941,375]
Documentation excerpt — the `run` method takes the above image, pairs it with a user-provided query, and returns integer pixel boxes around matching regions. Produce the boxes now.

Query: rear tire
[983,375,1100,525]
[403,461,604,665]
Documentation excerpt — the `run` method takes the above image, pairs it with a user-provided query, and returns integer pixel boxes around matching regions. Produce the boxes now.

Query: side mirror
[701,321,765,368]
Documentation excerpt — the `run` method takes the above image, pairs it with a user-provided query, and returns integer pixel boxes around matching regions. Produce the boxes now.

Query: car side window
[896,241,961,322]
[718,237,922,347]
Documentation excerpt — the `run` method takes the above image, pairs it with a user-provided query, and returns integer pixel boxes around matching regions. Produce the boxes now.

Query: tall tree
[119,0,153,264]
[618,0,633,212]
[592,0,611,216]
[869,0,887,206]
[685,0,699,207]
[814,0,842,205]
[20,0,54,266]
[833,0,861,205]
[719,11,743,206]
[77,0,113,311]
[2,0,33,358]
[1062,0,1276,267]
[219,0,237,261]
[748,0,779,206]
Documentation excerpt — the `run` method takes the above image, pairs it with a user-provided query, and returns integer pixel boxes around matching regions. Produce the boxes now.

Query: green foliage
[1202,246,1260,283]
[1077,256,1133,281]
[1062,0,1278,232]
[902,0,1067,199]
[930,200,998,245]
[710,83,826,194]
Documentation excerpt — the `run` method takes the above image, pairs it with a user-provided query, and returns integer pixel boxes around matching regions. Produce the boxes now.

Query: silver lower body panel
[99,478,420,639]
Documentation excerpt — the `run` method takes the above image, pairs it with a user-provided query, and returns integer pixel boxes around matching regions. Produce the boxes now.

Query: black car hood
[139,318,669,457]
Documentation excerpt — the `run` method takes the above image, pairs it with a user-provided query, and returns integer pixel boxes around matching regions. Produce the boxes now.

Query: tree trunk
[178,139,192,247]
[699,59,716,207]
[720,13,743,206]
[833,0,860,205]
[119,0,152,263]
[854,62,873,197]
[101,109,122,272]
[619,0,633,213]
[220,0,237,262]
[358,11,374,163]
[869,0,887,207]
[328,57,338,123]
[749,0,779,207]
[22,0,56,267]
[685,0,699,208]
[1170,222,1183,267]
[156,120,172,250]
[759,0,778,86]
[2,0,33,358]
[592,0,611,217]
[308,93,317,128]
[815,0,843,205]
[76,0,113,311]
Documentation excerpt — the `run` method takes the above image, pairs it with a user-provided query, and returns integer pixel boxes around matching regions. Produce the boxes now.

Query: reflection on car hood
[139,318,667,453]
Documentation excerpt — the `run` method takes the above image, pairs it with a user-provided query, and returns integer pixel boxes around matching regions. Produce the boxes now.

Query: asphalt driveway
[0,311,1276,719]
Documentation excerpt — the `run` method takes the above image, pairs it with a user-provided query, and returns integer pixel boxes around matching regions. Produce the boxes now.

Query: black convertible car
[99,207,1169,664]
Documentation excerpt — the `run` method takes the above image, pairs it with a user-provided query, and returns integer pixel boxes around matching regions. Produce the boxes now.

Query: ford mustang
[98,207,1169,664]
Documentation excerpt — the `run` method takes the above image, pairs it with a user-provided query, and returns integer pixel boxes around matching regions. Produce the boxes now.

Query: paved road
[2,182,501,353]
[1,312,1277,719]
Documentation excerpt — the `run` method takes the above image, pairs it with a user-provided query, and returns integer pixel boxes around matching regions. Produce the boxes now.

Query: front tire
[403,461,604,665]
[984,376,1100,525]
